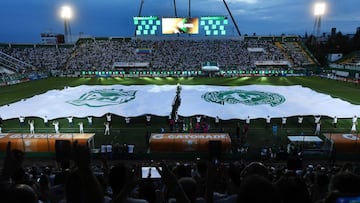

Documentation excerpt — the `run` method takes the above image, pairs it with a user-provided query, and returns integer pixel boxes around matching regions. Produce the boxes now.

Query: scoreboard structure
[133,16,161,36]
[134,16,229,36]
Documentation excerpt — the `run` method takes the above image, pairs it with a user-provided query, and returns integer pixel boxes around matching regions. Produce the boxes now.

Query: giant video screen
[162,18,199,34]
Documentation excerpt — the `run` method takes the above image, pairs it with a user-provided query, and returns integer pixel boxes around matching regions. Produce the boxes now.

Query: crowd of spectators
[281,42,314,67]
[1,38,292,78]
[1,140,360,203]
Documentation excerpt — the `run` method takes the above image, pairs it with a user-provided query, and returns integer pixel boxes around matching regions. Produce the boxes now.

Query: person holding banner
[298,116,303,127]
[28,120,35,134]
[281,117,287,128]
[52,121,60,134]
[87,116,93,127]
[351,121,357,133]
[266,115,271,128]
[67,116,74,127]
[104,122,110,136]
[78,122,84,134]
[246,116,251,125]
[106,113,112,126]
[43,115,49,127]
[19,115,25,127]
[332,116,338,128]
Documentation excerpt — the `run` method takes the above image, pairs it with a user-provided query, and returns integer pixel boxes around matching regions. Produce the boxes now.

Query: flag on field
[0,85,359,120]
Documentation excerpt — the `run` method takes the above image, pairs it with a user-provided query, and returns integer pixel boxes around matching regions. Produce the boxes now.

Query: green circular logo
[201,90,285,107]
[67,89,137,107]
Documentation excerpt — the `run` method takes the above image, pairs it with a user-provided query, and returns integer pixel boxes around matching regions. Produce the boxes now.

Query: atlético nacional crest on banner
[201,90,285,107]
[67,89,137,107]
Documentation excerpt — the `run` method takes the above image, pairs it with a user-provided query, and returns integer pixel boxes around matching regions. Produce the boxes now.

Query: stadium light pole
[313,2,326,38]
[61,6,73,44]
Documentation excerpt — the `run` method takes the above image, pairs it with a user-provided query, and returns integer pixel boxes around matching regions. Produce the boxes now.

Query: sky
[0,0,359,43]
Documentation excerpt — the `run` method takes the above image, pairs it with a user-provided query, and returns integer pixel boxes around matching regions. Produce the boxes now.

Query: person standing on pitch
[352,115,357,125]
[19,115,25,127]
[52,121,60,134]
[332,116,338,128]
[246,116,251,125]
[315,121,321,135]
[265,115,271,128]
[281,117,287,128]
[87,116,93,127]
[28,120,35,134]
[43,115,49,127]
[78,122,84,134]
[298,116,303,127]
[67,116,74,127]
[104,122,110,136]
[106,113,112,126]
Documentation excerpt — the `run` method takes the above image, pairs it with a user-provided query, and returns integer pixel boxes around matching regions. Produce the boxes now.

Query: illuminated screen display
[162,18,199,34]
[200,16,228,36]
[133,16,161,36]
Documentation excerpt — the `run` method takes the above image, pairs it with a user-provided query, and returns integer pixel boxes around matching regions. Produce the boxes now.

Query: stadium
[0,1,360,203]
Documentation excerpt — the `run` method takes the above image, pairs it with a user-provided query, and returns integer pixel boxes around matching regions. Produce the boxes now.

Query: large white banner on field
[0,84,359,120]
[0,85,176,120]
[178,85,360,119]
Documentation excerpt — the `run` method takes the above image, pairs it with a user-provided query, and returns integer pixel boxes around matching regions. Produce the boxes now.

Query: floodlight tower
[222,0,241,36]
[173,0,178,17]
[313,2,326,38]
[61,6,72,43]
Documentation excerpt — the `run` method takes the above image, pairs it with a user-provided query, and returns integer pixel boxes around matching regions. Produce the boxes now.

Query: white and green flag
[178,85,360,119]
[0,84,359,120]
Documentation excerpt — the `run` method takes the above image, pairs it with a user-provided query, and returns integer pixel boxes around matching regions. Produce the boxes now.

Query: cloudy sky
[0,0,359,43]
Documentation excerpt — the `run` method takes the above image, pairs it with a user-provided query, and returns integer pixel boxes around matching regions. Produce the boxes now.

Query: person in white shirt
[352,115,357,124]
[314,115,321,124]
[315,121,321,135]
[87,116,93,127]
[351,122,357,133]
[19,116,25,127]
[106,113,112,126]
[333,116,338,128]
[104,122,110,136]
[246,116,251,125]
[43,116,49,127]
[52,121,60,134]
[78,122,84,134]
[28,120,35,134]
[298,116,303,127]
[67,116,74,127]
[281,117,287,128]
[215,116,220,126]
[196,116,202,123]
[125,117,131,126]
[265,115,271,128]
[146,115,151,126]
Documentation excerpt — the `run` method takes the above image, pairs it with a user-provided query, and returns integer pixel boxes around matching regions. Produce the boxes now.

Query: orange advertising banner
[149,133,231,152]
[0,133,95,153]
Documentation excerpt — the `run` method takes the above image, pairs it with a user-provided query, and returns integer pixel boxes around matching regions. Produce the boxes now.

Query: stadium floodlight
[60,6,73,43]
[313,2,326,39]
[313,2,326,16]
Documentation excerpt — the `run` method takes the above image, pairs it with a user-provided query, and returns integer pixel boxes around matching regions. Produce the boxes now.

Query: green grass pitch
[0,76,359,159]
